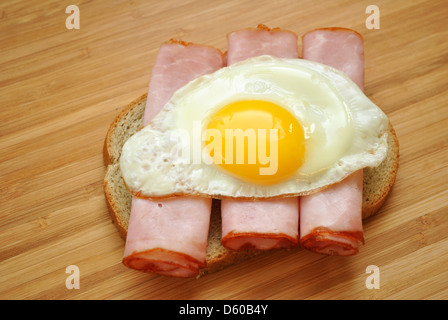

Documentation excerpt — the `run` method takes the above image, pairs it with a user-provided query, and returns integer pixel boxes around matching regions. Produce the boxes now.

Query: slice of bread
[103,93,399,276]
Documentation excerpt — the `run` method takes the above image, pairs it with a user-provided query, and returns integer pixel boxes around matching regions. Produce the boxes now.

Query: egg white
[120,55,389,198]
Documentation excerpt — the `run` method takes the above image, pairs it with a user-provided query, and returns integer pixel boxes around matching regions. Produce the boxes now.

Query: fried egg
[120,55,389,198]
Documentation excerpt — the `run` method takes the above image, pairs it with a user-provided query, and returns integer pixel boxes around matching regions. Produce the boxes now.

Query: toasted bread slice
[103,93,399,276]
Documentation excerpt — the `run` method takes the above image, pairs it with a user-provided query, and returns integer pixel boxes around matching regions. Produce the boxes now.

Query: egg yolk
[205,100,305,185]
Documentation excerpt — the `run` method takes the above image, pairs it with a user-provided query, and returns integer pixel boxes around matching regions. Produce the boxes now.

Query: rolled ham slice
[143,40,225,125]
[221,197,299,250]
[124,197,212,277]
[301,27,364,89]
[299,27,365,256]
[123,40,224,277]
[226,24,299,64]
[221,25,300,251]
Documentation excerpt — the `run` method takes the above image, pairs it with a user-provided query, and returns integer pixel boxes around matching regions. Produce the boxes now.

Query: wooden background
[1,0,447,300]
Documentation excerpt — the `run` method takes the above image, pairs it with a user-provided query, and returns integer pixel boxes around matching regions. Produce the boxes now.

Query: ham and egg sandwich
[103,25,399,277]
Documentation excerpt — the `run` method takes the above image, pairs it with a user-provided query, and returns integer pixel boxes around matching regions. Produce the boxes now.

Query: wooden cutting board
[1,0,447,300]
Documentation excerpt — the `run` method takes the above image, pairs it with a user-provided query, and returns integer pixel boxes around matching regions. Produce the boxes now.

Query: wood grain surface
[1,0,447,300]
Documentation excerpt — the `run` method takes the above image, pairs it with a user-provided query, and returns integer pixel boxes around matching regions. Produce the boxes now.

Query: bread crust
[361,124,400,219]
[104,163,128,240]
[103,93,399,275]
[103,94,147,166]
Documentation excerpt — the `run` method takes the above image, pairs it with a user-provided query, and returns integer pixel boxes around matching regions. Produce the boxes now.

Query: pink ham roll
[123,40,224,277]
[299,27,365,256]
[301,27,364,89]
[226,24,300,63]
[221,25,300,251]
